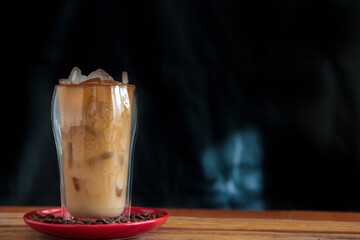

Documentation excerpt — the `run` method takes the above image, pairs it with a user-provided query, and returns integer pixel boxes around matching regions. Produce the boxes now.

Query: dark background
[2,0,360,211]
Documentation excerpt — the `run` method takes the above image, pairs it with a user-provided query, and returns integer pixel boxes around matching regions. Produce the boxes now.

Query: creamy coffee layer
[56,68,134,218]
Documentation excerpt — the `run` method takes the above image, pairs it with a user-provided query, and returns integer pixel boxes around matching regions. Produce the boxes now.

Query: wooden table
[1,206,359,239]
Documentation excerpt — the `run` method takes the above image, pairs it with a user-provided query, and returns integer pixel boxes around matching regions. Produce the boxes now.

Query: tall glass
[52,82,137,220]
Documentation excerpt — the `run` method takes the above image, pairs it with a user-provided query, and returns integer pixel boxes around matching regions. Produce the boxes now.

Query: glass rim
[55,82,136,90]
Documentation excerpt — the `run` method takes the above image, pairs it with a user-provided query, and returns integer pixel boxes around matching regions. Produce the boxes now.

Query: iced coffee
[52,67,136,218]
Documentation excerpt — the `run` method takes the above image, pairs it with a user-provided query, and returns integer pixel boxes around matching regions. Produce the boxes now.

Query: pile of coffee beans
[28,212,164,225]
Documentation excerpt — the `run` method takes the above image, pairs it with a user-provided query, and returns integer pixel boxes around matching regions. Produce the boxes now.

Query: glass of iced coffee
[52,67,137,220]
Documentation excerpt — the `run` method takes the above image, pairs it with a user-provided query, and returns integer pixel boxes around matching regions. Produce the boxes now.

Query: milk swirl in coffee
[54,67,135,218]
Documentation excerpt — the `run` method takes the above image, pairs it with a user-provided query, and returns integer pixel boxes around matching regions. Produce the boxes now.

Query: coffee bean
[44,214,55,219]
[29,213,42,221]
[96,218,108,224]
[41,218,53,223]
[35,213,44,219]
[120,217,129,223]
[74,220,85,225]
[27,212,164,225]
[53,217,64,224]
[81,218,94,225]
[29,216,39,221]
[67,219,76,224]
[136,215,146,220]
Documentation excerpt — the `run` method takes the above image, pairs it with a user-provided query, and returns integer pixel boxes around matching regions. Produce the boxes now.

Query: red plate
[23,207,169,239]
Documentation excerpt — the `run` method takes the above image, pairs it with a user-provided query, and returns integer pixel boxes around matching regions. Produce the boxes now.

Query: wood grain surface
[0,207,359,239]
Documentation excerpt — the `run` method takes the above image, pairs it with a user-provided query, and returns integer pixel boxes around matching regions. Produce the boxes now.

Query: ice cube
[72,177,80,191]
[80,75,88,83]
[87,69,114,81]
[79,78,102,85]
[115,174,123,197]
[59,78,71,85]
[88,152,113,165]
[122,71,129,84]
[59,67,120,85]
[68,67,82,84]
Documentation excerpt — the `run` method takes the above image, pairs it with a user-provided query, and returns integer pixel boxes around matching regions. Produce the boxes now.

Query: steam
[202,126,263,209]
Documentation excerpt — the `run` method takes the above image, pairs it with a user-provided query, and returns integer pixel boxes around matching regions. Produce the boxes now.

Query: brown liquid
[57,82,134,218]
